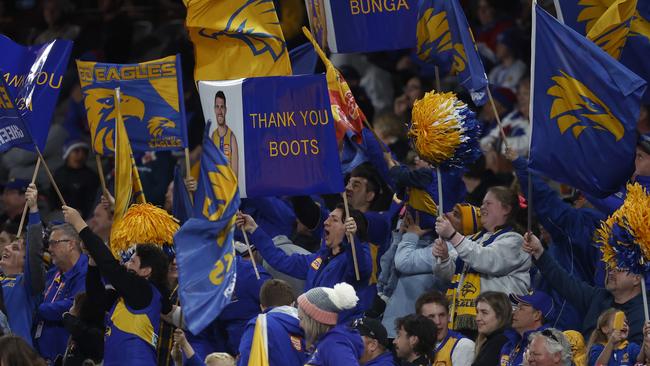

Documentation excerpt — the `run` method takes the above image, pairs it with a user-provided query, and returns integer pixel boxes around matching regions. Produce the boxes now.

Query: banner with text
[305,0,417,53]
[0,36,72,151]
[198,75,343,198]
[0,74,32,153]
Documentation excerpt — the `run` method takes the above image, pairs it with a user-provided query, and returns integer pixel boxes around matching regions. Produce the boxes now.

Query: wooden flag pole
[16,157,41,239]
[435,66,442,91]
[184,147,194,205]
[342,192,361,281]
[34,146,66,206]
[241,228,260,280]
[95,155,111,203]
[436,167,444,265]
[486,87,510,151]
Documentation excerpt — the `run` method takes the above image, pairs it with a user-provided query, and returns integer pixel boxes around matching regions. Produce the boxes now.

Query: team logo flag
[305,0,417,53]
[554,0,650,102]
[0,36,72,151]
[416,0,488,105]
[529,5,647,197]
[76,55,188,155]
[184,0,292,81]
[0,75,33,152]
[175,124,239,335]
[197,74,343,198]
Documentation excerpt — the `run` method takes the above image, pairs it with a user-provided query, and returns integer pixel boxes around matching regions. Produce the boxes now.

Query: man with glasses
[500,291,554,366]
[34,220,88,363]
[523,328,572,366]
[352,317,396,366]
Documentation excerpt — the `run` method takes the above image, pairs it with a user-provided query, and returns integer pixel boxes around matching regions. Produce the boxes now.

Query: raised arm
[63,206,152,310]
[24,184,45,297]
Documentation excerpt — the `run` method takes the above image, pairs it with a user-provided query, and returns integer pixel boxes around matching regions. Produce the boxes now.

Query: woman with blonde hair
[472,291,511,366]
[586,308,640,366]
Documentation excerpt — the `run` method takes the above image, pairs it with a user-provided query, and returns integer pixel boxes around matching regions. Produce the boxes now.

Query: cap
[352,317,389,348]
[510,291,554,319]
[4,178,29,193]
[297,283,358,326]
[62,139,90,160]
[234,240,255,256]
[638,133,650,155]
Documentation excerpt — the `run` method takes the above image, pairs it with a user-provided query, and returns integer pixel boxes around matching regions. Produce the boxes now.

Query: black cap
[352,317,389,348]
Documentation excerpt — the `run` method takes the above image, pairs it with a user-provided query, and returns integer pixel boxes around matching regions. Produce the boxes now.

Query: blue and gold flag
[184,0,292,81]
[554,0,650,102]
[175,123,239,335]
[0,36,72,151]
[76,55,187,155]
[529,5,647,198]
[0,74,33,153]
[172,165,193,225]
[416,0,488,105]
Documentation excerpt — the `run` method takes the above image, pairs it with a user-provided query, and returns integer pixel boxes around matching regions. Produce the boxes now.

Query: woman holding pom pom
[432,186,531,338]
[297,283,364,365]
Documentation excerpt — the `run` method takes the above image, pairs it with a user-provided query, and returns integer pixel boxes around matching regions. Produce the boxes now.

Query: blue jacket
[238,306,306,366]
[251,226,372,321]
[588,342,640,366]
[499,325,549,366]
[185,353,205,366]
[364,352,398,366]
[534,250,646,344]
[304,325,364,366]
[36,253,88,361]
[584,175,650,216]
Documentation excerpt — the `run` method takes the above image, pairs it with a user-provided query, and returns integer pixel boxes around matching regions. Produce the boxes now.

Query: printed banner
[0,36,72,151]
[0,75,32,153]
[305,0,418,53]
[76,55,188,155]
[198,75,344,198]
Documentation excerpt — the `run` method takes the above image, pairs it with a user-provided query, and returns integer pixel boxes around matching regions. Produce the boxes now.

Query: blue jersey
[104,283,162,366]
[588,342,640,366]
[1,273,36,345]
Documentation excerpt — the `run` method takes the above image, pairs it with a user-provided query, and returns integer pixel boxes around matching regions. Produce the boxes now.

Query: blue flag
[289,43,318,75]
[0,75,32,153]
[529,5,647,198]
[172,165,193,225]
[76,55,188,155]
[0,36,72,151]
[175,123,239,335]
[416,0,488,105]
[554,0,650,102]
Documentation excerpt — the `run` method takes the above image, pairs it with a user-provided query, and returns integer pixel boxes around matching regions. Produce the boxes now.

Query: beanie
[297,283,359,326]
[456,203,481,235]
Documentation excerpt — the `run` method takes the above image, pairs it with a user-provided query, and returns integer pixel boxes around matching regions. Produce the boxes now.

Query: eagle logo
[201,163,238,222]
[147,117,176,137]
[547,70,624,141]
[417,8,467,74]
[83,88,145,155]
[461,282,477,297]
[198,0,287,62]
[579,0,650,59]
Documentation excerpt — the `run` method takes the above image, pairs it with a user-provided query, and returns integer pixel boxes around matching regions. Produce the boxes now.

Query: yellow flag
[247,314,269,366]
[111,88,146,248]
[184,0,292,81]
[585,0,637,59]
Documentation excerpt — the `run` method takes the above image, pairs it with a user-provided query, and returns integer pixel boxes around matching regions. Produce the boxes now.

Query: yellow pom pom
[110,203,179,257]
[409,91,463,165]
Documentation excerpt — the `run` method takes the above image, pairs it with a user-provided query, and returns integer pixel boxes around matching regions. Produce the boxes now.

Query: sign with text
[305,0,418,53]
[198,75,343,198]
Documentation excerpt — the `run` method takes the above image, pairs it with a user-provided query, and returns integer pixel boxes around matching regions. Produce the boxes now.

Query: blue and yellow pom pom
[110,203,179,259]
[409,90,481,169]
[596,183,650,273]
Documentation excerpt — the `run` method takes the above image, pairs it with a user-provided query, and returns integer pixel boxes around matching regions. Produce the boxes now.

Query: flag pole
[486,87,510,151]
[184,147,194,205]
[642,278,649,322]
[16,157,41,239]
[241,228,261,280]
[341,192,361,281]
[34,146,66,206]
[434,66,442,91]
[95,155,110,203]
[436,167,444,265]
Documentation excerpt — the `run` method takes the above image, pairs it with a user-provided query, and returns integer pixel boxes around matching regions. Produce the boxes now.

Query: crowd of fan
[1,0,650,366]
